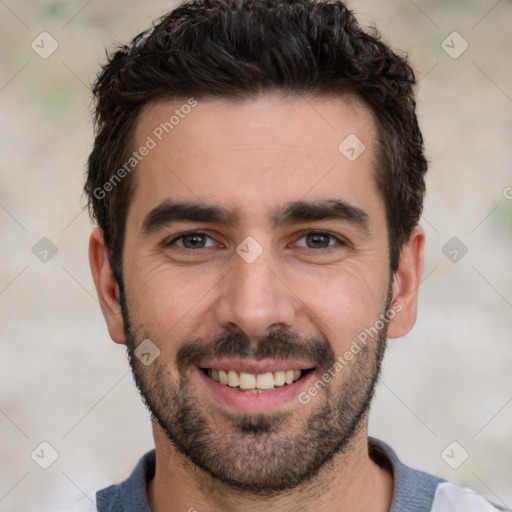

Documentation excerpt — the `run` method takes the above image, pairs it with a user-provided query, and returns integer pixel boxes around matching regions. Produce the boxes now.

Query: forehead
[128,93,383,228]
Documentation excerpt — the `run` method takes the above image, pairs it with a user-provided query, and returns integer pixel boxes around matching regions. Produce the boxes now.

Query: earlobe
[386,225,425,339]
[89,228,126,344]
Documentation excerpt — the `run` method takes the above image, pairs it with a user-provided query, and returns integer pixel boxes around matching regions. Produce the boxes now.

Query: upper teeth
[208,369,302,390]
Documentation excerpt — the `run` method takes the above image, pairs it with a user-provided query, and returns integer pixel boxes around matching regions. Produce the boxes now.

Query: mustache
[176,328,336,373]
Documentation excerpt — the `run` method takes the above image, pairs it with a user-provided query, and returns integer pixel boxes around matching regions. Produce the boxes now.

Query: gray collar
[96,437,444,511]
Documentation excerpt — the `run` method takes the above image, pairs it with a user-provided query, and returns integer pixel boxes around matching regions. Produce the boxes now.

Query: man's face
[119,94,393,491]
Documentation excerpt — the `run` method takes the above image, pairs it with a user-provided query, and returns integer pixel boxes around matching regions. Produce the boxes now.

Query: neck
[148,418,394,512]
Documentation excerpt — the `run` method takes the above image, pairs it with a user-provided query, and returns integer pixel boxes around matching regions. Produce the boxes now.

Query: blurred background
[0,0,511,510]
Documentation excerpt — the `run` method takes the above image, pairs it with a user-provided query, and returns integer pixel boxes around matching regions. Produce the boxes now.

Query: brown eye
[181,233,207,248]
[294,231,344,249]
[305,232,332,248]
[168,232,217,249]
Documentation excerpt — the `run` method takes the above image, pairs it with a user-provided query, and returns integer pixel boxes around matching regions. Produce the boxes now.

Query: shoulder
[368,437,505,512]
[431,482,507,512]
[95,450,156,512]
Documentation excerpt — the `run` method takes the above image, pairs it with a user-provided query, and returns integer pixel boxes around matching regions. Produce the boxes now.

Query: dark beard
[119,281,390,494]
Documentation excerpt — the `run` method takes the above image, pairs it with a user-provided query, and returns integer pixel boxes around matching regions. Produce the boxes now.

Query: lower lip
[196,368,315,414]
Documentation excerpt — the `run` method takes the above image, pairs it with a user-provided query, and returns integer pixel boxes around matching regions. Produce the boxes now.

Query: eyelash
[165,230,347,251]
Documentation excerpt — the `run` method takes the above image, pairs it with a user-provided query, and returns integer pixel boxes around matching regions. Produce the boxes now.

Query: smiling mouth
[202,368,313,393]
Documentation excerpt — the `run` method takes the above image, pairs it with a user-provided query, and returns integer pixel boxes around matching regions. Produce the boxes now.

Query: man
[85,1,503,510]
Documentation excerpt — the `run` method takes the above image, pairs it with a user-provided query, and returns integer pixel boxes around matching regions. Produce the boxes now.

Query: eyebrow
[141,198,370,234]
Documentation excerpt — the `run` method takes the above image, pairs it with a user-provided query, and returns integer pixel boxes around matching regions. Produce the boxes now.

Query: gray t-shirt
[93,437,504,511]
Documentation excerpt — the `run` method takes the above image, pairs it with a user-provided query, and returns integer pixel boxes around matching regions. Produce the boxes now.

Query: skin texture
[89,93,425,512]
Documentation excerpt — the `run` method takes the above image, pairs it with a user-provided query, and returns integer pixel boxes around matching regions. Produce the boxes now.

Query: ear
[89,228,126,344]
[387,225,425,339]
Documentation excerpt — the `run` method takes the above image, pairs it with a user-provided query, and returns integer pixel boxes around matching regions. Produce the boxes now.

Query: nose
[213,244,297,339]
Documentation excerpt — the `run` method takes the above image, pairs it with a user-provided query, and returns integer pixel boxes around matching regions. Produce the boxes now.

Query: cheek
[289,262,388,347]
[125,260,221,338]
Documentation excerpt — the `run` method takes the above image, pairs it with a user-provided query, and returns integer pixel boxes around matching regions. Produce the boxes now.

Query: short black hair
[85,0,427,280]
